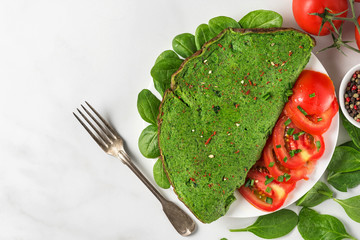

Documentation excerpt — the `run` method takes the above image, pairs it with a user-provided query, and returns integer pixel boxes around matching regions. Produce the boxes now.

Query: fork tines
[73,102,118,150]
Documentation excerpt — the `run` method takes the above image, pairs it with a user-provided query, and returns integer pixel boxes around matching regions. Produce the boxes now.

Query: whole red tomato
[292,0,348,36]
[356,16,360,50]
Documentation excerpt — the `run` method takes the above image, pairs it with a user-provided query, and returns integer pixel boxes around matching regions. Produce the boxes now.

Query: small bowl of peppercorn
[339,63,360,128]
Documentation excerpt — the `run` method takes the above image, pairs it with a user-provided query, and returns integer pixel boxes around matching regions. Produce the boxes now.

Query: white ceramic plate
[148,53,339,218]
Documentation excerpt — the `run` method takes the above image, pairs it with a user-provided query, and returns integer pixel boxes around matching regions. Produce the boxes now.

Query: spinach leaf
[340,140,360,152]
[327,170,360,192]
[151,58,183,96]
[327,146,360,173]
[137,89,161,125]
[138,125,160,158]
[298,208,356,240]
[172,33,197,58]
[208,16,240,35]
[296,181,333,207]
[340,111,360,149]
[229,209,298,239]
[155,50,180,64]
[153,158,170,189]
[239,10,283,28]
[334,195,360,223]
[195,24,215,50]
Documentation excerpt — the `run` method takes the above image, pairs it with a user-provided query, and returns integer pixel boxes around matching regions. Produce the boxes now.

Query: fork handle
[118,150,165,202]
[117,150,196,236]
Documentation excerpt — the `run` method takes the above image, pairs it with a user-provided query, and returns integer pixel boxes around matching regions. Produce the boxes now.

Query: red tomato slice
[283,98,338,135]
[272,115,325,169]
[239,166,295,212]
[263,140,314,182]
[290,70,335,115]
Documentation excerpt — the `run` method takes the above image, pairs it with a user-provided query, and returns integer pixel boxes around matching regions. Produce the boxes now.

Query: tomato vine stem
[312,0,360,54]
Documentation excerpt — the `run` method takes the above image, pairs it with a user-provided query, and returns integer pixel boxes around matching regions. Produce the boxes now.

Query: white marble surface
[1,1,360,239]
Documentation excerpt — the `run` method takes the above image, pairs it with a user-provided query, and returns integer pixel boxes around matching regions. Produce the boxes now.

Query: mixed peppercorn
[344,70,360,122]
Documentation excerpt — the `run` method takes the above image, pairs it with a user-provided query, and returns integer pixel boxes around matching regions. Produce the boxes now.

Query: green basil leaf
[153,158,170,189]
[195,24,216,50]
[155,50,180,64]
[340,111,360,149]
[334,195,360,223]
[298,208,356,240]
[172,33,197,58]
[327,170,360,192]
[229,209,298,239]
[151,58,183,96]
[137,89,161,125]
[138,125,160,158]
[327,146,360,173]
[208,16,240,35]
[296,181,333,207]
[239,10,283,28]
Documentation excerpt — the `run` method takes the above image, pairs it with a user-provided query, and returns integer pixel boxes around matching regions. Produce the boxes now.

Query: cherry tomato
[239,165,295,211]
[356,17,360,50]
[284,99,338,135]
[263,140,314,182]
[292,0,348,36]
[290,70,335,115]
[272,115,325,169]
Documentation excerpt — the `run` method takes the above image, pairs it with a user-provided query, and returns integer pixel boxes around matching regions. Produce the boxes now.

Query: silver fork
[73,102,196,236]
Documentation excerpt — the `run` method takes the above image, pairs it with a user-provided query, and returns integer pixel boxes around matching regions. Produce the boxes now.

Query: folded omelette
[158,28,315,223]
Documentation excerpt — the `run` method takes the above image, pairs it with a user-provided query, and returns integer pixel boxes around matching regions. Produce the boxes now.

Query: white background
[1,0,359,239]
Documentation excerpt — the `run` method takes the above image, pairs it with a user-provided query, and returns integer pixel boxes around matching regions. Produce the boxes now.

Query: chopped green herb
[265,176,274,185]
[317,117,323,122]
[289,150,295,157]
[266,197,273,204]
[316,141,321,152]
[309,93,316,98]
[276,144,281,148]
[297,105,308,115]
[266,186,272,193]
[268,162,275,167]
[262,92,271,100]
[284,119,291,126]
[287,128,295,135]
[293,131,305,140]
[277,175,284,182]
[250,179,255,187]
[289,149,302,157]
[286,90,293,97]
[283,156,288,163]
[284,173,291,182]
[245,178,252,187]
